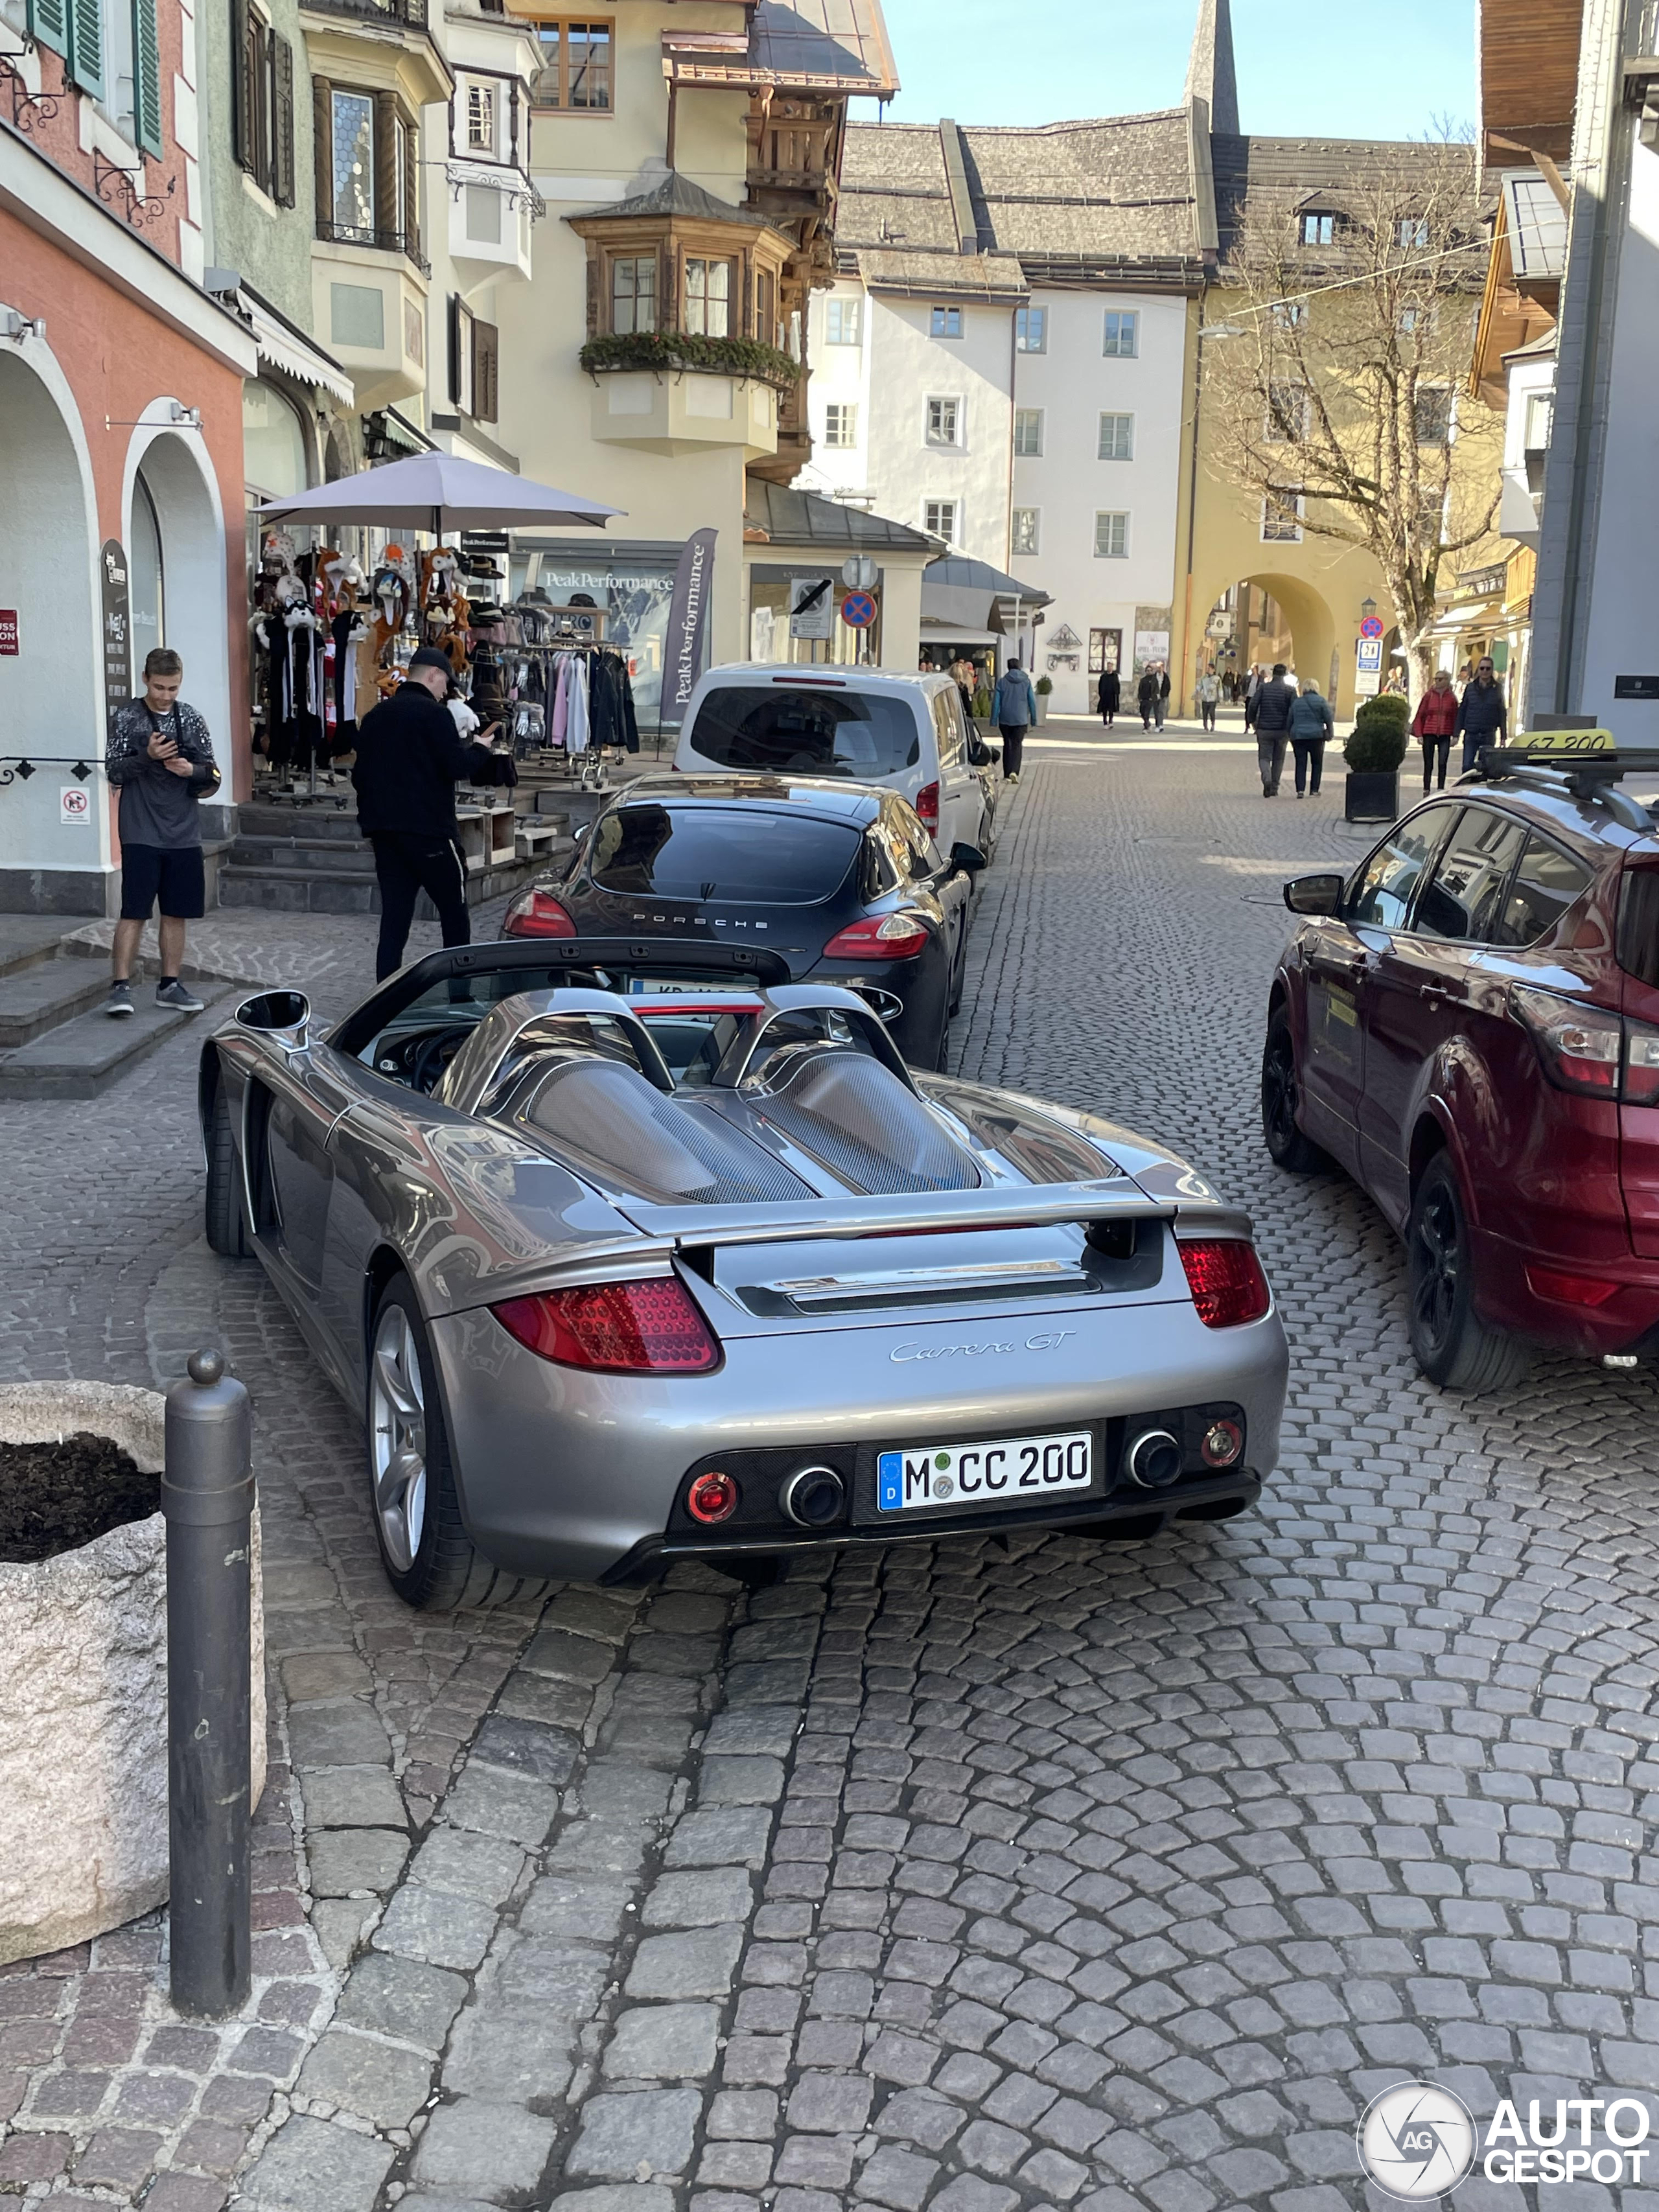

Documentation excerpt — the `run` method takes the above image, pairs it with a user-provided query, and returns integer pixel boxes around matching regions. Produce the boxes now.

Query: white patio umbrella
[258,450,623,533]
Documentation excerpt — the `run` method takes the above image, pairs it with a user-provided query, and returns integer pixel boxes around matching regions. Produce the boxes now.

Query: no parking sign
[841,590,878,629]
[60,786,91,826]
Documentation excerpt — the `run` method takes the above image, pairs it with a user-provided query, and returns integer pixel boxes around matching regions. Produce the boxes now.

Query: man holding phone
[103,647,221,1016]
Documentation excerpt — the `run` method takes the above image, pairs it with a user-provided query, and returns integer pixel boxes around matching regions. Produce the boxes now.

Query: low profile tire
[1262,1008,1332,1174]
[204,1082,249,1258]
[1406,1154,1531,1393]
[367,1275,548,1611]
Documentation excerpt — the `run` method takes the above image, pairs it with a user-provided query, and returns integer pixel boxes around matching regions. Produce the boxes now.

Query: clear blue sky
[855,0,1478,141]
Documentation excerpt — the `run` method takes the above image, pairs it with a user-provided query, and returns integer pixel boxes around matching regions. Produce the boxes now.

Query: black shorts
[120,843,205,921]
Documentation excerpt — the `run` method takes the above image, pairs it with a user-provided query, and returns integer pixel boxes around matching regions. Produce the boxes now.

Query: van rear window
[686,687,921,778]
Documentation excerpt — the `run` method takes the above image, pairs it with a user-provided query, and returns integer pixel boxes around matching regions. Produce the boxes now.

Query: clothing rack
[502,640,636,788]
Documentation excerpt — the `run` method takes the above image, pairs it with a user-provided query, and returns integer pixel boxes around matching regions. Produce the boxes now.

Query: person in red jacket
[1413,669,1459,792]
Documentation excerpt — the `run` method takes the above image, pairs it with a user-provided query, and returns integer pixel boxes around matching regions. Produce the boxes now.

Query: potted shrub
[1034,673,1052,727]
[1344,694,1410,822]
[0,1382,266,1964]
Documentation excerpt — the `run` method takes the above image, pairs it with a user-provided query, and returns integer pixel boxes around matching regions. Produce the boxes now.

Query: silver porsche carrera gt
[199,940,1288,1609]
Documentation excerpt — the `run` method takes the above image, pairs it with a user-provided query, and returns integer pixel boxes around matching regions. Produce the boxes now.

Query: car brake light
[915,782,940,832]
[686,1470,739,1522]
[503,889,577,939]
[492,1278,720,1373]
[1179,1240,1271,1327]
[824,913,932,960]
[1526,1266,1620,1308]
[1509,985,1659,1100]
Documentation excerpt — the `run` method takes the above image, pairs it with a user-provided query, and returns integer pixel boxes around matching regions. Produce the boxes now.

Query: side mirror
[950,843,988,876]
[1283,872,1345,918]
[571,822,590,846]
[235,989,312,1051]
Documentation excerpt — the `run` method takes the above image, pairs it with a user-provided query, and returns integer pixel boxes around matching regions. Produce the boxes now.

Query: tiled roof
[854,249,1029,299]
[1212,135,1479,251]
[668,0,899,95]
[576,172,775,227]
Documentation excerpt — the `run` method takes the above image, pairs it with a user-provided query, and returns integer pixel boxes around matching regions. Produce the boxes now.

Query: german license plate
[626,978,748,999]
[876,1430,1093,1514]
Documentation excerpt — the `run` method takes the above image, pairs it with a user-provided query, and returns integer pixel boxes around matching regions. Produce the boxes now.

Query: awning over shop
[920,621,1002,646]
[215,279,355,406]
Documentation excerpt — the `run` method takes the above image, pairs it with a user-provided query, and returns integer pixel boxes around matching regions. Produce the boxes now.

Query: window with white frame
[1098,412,1133,460]
[926,397,962,446]
[1301,211,1336,246]
[684,257,731,337]
[823,402,858,448]
[1102,310,1139,357]
[1015,305,1046,353]
[1013,408,1043,457]
[466,81,496,152]
[1094,510,1129,558]
[1262,490,1305,542]
[1011,507,1040,555]
[931,305,963,338]
[1524,391,1553,450]
[824,296,862,346]
[1398,215,1430,249]
[925,499,958,541]
[610,253,658,334]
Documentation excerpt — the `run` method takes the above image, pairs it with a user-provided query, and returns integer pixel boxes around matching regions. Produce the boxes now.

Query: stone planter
[1345,769,1400,823]
[0,1382,266,1966]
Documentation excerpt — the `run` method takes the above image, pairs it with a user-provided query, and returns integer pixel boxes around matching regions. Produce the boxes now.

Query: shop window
[825,297,861,346]
[823,402,857,448]
[1098,412,1133,460]
[1011,507,1039,555]
[684,258,730,338]
[1102,310,1138,358]
[924,499,958,541]
[231,0,293,198]
[531,19,612,111]
[1094,511,1129,558]
[1015,305,1046,353]
[467,80,496,152]
[926,397,961,447]
[242,380,309,498]
[610,253,657,334]
[931,305,963,338]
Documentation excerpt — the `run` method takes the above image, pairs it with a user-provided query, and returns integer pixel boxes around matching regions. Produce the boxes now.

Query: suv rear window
[686,686,922,777]
[1495,836,1593,946]
[588,804,859,904]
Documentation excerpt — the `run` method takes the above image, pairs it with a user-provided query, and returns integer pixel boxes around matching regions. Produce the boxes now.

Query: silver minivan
[671,664,992,859]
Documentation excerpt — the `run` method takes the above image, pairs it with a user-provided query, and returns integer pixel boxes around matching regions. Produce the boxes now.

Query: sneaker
[1006,773,1021,787]
[156,979,205,1013]
[103,981,135,1018]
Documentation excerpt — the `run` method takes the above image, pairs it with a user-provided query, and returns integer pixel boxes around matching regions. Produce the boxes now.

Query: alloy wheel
[369,1303,428,1573]
[1263,1034,1298,1151]
[1410,1183,1459,1353]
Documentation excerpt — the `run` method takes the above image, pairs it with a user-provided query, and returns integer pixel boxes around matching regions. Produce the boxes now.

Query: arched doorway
[1194,570,1340,712]
[124,426,233,762]
[0,349,103,902]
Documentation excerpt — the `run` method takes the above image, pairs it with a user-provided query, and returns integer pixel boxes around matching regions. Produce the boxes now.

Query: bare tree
[1203,149,1502,699]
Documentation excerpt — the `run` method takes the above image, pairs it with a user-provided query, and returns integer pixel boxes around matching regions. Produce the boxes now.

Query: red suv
[1264,756,1659,1389]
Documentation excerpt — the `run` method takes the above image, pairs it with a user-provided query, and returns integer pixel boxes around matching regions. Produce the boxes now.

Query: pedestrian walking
[1456,655,1508,771]
[1412,669,1459,791]
[1137,667,1159,730]
[1154,663,1170,731]
[102,647,221,1017]
[949,655,975,708]
[352,647,515,981]
[1244,664,1264,734]
[1097,665,1120,728]
[1288,681,1334,797]
[991,656,1036,786]
[1196,668,1220,732]
[1253,662,1297,796]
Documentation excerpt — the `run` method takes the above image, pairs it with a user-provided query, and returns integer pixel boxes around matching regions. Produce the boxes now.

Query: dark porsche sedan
[501,774,982,1067]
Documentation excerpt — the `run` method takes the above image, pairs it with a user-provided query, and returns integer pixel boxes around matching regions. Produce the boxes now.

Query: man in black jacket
[1253,662,1298,796]
[353,647,511,979]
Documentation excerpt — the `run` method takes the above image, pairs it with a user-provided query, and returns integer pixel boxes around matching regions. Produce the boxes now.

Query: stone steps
[0,984,231,1099]
[0,956,114,1049]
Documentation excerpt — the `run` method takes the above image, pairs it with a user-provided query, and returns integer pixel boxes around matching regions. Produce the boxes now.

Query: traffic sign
[1356,636,1384,674]
[789,576,835,641]
[842,557,877,592]
[841,590,878,629]
[1360,615,1385,640]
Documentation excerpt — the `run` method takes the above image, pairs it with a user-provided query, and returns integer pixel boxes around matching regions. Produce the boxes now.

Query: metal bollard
[163,1349,255,2020]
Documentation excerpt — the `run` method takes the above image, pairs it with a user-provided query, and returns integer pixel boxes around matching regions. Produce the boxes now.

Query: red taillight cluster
[1179,1240,1272,1329]
[503,889,577,939]
[492,1278,719,1373]
[914,782,940,832]
[823,913,931,960]
[1511,984,1659,1102]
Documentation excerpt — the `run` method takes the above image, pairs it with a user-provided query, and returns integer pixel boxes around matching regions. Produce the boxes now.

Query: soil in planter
[0,1434,159,1563]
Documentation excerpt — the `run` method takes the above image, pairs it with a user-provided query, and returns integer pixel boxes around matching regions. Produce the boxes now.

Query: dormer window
[1300,211,1336,246]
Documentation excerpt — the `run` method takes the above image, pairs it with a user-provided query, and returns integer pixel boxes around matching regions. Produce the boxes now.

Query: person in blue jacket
[1288,681,1336,797]
[1456,655,1509,771]
[992,658,1037,786]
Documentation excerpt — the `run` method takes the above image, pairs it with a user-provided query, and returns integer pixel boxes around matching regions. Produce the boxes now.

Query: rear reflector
[1179,1240,1271,1328]
[687,1470,739,1522]
[1526,1266,1620,1308]
[915,781,940,832]
[503,889,577,939]
[493,1279,720,1373]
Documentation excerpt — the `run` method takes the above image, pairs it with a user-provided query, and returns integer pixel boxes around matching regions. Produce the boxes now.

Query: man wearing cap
[352,648,513,980]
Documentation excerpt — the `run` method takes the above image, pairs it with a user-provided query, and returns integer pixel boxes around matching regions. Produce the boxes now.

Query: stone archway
[0,349,105,908]
[122,423,233,765]
[1192,567,1342,714]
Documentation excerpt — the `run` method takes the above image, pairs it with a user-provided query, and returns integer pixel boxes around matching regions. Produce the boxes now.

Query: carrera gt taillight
[492,1279,720,1373]
[1179,1240,1272,1328]
[1508,985,1659,1100]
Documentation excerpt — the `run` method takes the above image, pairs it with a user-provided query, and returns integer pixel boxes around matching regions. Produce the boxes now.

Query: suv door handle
[1422,981,1464,1006]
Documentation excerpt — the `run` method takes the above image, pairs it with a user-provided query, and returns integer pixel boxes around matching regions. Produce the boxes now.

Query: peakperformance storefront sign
[1356,2083,1654,2197]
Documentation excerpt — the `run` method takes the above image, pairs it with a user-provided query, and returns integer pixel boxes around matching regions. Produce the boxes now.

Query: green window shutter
[271,33,296,205]
[229,0,249,169]
[25,0,69,60]
[132,0,163,158]
[67,0,104,99]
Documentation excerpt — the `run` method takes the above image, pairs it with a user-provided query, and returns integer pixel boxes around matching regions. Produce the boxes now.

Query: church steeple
[1184,0,1240,136]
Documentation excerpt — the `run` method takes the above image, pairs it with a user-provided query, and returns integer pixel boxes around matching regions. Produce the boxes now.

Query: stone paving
[4,730,1659,2209]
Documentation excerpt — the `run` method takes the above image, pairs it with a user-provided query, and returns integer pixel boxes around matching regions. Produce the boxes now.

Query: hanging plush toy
[369,546,413,662]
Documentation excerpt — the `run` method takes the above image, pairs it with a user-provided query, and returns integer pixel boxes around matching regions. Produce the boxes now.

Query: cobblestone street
[5,730,1659,2211]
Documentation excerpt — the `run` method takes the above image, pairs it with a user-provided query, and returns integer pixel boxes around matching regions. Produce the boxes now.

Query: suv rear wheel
[1406,1154,1531,1391]
[1261,1008,1331,1174]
